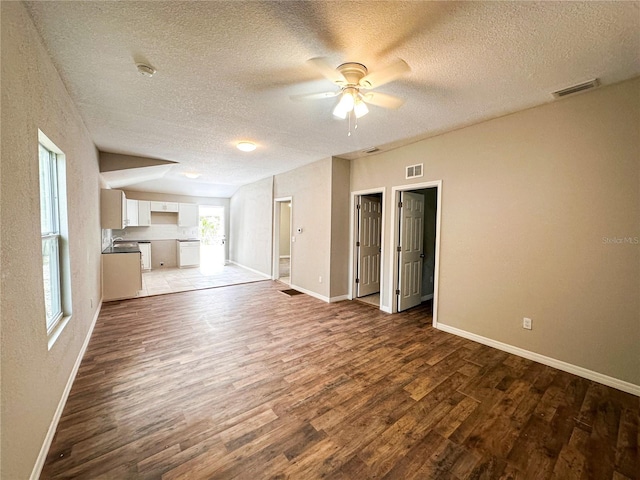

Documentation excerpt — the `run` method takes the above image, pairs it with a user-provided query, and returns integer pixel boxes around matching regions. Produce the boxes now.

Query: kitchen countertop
[102,244,141,254]
[177,239,200,242]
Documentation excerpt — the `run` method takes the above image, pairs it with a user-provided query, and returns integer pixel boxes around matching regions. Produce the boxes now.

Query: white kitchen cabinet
[150,201,179,212]
[102,252,142,301]
[139,242,151,270]
[100,189,127,229]
[126,199,138,227]
[178,203,199,227]
[138,200,151,226]
[177,240,200,267]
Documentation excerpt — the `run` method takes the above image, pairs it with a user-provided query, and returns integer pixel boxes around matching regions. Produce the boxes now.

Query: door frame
[272,196,293,282]
[349,187,386,309]
[390,180,442,327]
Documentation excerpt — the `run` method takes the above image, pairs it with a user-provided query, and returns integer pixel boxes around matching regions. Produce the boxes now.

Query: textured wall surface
[329,157,351,298]
[274,158,332,298]
[351,78,640,386]
[229,176,274,275]
[1,2,102,478]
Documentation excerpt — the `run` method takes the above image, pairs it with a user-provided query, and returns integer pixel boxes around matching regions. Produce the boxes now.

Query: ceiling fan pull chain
[348,111,352,136]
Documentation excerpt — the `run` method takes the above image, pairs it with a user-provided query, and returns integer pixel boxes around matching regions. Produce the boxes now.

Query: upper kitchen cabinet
[138,200,151,226]
[100,189,127,229]
[178,203,199,227]
[126,199,138,227]
[150,201,179,212]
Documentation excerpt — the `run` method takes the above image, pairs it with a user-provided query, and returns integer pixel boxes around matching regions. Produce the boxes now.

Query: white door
[357,195,382,297]
[398,191,425,311]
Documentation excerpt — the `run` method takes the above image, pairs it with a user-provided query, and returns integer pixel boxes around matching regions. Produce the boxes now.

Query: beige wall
[229,176,274,275]
[230,157,350,300]
[330,157,351,298]
[351,78,640,386]
[1,3,103,478]
[274,158,332,297]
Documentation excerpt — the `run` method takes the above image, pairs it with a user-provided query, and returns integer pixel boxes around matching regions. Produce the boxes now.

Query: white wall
[229,176,273,275]
[1,3,103,477]
[351,78,640,387]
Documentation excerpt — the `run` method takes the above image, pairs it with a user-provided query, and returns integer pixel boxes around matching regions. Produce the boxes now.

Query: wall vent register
[405,163,423,179]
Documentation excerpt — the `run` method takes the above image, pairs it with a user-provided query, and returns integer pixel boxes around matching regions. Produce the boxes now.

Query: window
[38,131,71,341]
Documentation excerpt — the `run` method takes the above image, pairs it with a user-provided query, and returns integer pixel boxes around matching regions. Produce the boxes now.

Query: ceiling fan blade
[359,59,410,89]
[306,57,347,85]
[361,91,405,109]
[290,90,341,101]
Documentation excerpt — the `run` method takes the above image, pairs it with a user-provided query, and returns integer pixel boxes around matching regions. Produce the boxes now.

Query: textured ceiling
[25,1,640,197]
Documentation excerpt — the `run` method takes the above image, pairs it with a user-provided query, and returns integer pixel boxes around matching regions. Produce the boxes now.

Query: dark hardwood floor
[41,281,638,479]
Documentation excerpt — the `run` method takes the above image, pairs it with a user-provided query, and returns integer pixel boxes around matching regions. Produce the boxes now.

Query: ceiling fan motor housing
[336,62,368,86]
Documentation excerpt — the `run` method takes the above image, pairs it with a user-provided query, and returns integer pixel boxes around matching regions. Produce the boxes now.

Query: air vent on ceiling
[406,163,423,179]
[363,147,380,154]
[552,79,600,99]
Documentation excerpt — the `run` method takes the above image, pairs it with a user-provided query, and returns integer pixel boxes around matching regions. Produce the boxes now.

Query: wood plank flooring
[41,281,639,479]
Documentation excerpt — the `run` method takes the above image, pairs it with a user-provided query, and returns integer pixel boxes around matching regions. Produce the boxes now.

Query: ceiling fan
[291,57,410,134]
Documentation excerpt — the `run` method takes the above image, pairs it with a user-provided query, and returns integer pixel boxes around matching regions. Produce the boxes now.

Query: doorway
[273,197,292,284]
[199,205,225,271]
[392,181,441,324]
[353,192,384,308]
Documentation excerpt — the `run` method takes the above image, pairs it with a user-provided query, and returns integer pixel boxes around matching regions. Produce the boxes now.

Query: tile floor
[356,292,380,307]
[139,263,269,297]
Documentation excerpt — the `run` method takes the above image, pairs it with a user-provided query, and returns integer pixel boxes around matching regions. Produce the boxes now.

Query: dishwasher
[177,239,200,268]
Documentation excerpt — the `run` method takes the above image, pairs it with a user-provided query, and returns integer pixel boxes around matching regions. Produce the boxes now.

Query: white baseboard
[288,284,330,303]
[329,294,349,303]
[421,294,434,302]
[31,299,103,480]
[228,260,271,279]
[436,323,640,397]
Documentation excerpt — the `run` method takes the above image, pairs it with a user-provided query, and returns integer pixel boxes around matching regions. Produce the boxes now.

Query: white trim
[390,180,442,329]
[437,323,640,397]
[272,197,293,281]
[349,187,386,311]
[329,294,349,303]
[279,255,290,259]
[228,260,272,279]
[380,304,393,314]
[289,283,330,303]
[31,300,103,480]
[421,294,434,302]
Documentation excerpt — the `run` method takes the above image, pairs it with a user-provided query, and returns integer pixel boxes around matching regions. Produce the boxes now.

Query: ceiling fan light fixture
[354,97,369,119]
[332,88,357,119]
[237,141,257,152]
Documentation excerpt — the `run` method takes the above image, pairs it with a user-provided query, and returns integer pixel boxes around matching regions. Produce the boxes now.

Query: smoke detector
[136,63,156,77]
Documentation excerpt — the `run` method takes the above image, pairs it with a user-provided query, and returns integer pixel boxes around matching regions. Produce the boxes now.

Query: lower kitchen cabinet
[139,243,151,270]
[102,252,142,301]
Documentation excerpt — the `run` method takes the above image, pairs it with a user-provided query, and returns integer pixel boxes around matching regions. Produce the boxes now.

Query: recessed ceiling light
[136,63,156,77]
[184,172,201,179]
[237,141,257,152]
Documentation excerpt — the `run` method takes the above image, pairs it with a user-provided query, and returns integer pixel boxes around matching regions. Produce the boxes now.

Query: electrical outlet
[523,317,532,330]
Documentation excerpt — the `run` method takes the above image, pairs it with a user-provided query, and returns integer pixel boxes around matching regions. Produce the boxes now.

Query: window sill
[47,315,71,350]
